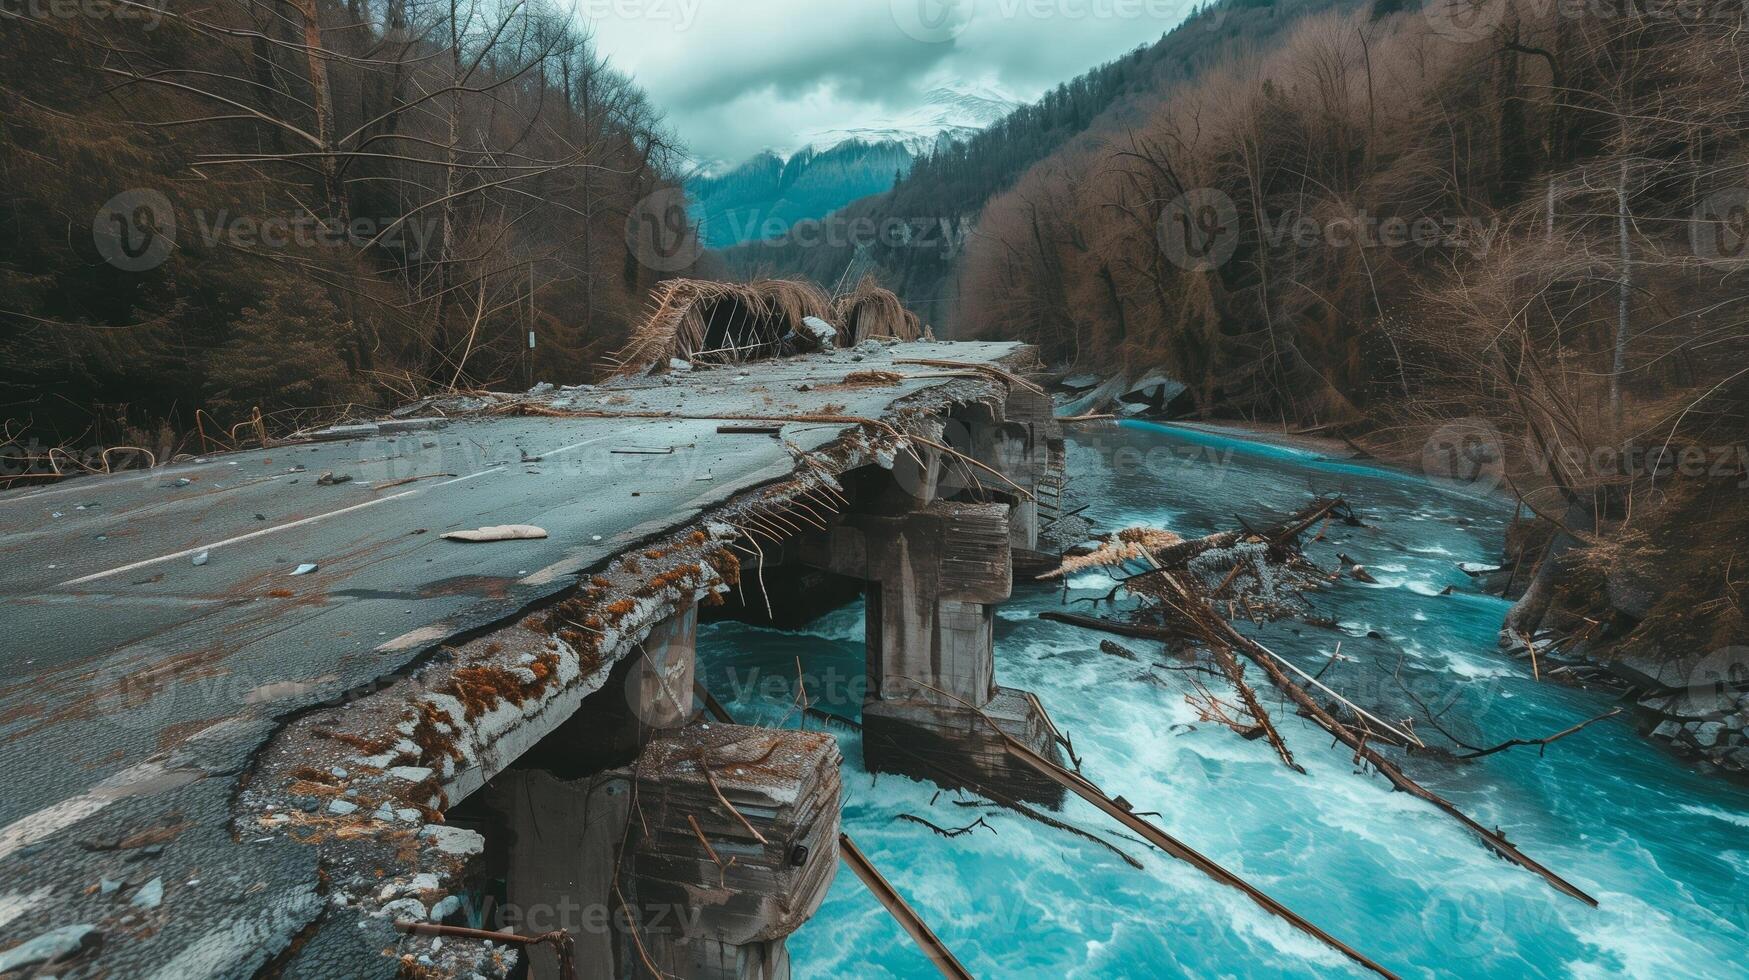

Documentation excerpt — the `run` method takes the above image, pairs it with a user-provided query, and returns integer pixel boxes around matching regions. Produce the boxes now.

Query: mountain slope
[687,140,914,249]
[687,85,1022,249]
[717,0,1356,322]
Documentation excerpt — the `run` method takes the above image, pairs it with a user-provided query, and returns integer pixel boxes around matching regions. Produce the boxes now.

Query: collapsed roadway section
[0,339,1065,978]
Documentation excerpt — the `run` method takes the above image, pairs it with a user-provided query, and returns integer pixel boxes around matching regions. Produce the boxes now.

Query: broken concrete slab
[0,340,1038,979]
[0,924,100,974]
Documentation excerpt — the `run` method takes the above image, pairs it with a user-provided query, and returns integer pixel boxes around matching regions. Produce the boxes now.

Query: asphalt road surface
[0,340,1022,977]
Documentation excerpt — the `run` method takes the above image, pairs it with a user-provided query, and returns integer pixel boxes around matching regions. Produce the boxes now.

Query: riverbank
[703,419,1749,977]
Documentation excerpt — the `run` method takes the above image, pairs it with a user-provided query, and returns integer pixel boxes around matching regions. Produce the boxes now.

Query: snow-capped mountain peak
[793,83,1023,157]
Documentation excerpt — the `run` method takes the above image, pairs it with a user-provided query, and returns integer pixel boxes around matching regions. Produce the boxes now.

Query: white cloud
[577,0,1197,166]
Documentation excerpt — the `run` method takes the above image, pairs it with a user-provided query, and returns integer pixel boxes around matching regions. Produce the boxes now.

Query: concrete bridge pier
[942,387,1061,555]
[615,725,842,980]
[626,604,699,731]
[483,607,841,980]
[804,499,1067,807]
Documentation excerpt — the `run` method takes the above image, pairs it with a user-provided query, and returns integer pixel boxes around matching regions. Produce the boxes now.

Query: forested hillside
[720,0,1354,322]
[0,0,692,455]
[688,140,915,249]
[954,0,1749,741]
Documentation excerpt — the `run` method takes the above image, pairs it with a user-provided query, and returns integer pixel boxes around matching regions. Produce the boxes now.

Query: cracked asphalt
[0,341,1022,978]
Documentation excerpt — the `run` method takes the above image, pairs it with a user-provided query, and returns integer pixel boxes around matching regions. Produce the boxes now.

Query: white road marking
[0,760,201,863]
[58,488,425,586]
[0,461,228,505]
[58,461,513,587]
[52,430,622,587]
[532,432,620,459]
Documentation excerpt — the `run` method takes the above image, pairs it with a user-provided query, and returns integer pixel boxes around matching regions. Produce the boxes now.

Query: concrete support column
[626,605,698,731]
[803,500,1066,806]
[945,389,1059,552]
[962,419,1043,551]
[619,725,842,980]
[491,770,633,980]
[487,724,840,980]
[861,501,1008,706]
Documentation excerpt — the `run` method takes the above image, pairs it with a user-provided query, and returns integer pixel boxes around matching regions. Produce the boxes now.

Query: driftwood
[1390,659,1624,759]
[1125,497,1350,576]
[897,814,996,839]
[919,684,1398,980]
[839,834,975,980]
[1449,709,1622,759]
[1099,639,1141,661]
[1043,594,1598,907]
[1208,642,1303,773]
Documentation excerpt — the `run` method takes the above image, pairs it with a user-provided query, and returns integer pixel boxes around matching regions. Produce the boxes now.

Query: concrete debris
[441,525,548,543]
[379,898,427,923]
[316,471,353,486]
[419,825,485,857]
[130,877,164,909]
[1056,376,1126,418]
[0,924,99,973]
[668,357,694,372]
[291,563,319,576]
[379,418,449,434]
[309,424,380,442]
[327,799,359,815]
[191,549,209,566]
[427,895,462,921]
[1124,370,1185,404]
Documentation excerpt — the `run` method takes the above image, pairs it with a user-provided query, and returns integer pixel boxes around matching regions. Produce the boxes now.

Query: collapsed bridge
[0,338,1070,978]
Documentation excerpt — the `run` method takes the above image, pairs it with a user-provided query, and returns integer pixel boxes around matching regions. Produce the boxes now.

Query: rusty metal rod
[838,833,977,980]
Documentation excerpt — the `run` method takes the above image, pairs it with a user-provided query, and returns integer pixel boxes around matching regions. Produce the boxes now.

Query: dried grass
[607,278,831,375]
[831,275,924,346]
[1039,527,1184,580]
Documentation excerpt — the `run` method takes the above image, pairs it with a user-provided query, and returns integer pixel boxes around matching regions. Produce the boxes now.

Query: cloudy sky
[580,0,1198,169]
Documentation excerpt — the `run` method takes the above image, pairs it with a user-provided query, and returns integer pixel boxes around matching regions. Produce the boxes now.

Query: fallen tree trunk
[840,834,977,980]
[1208,642,1304,773]
[919,685,1398,980]
[1134,497,1347,573]
[1042,597,1598,907]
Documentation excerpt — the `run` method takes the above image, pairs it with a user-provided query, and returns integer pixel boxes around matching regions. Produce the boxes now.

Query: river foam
[699,421,1749,978]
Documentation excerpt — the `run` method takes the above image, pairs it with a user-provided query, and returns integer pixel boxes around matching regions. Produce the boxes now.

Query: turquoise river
[697,420,1749,979]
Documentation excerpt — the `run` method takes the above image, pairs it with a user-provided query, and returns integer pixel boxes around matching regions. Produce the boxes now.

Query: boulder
[798,316,838,348]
